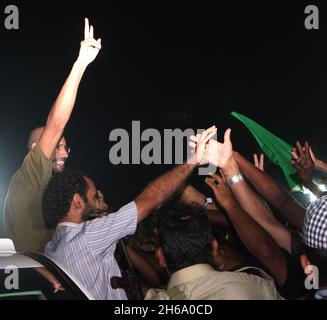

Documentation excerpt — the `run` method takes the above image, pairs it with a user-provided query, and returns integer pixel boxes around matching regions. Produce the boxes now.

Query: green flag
[231,111,300,190]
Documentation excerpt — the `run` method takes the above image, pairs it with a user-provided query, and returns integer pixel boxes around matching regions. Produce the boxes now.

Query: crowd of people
[2,19,327,300]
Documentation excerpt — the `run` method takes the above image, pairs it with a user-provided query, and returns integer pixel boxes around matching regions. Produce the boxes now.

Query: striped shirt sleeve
[84,201,138,255]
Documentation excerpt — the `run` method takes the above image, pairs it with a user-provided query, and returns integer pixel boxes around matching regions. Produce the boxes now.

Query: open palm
[205,129,233,169]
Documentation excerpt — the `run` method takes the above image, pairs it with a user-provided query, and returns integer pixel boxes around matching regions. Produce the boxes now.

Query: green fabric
[3,143,54,252]
[231,111,300,190]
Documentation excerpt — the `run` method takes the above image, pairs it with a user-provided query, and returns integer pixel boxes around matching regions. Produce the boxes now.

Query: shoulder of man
[12,143,54,190]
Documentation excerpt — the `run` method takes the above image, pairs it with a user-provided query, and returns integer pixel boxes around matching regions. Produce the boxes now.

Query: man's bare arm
[135,126,217,223]
[206,173,288,287]
[39,18,101,159]
[233,151,306,230]
[205,129,293,253]
[135,163,197,222]
[222,156,292,253]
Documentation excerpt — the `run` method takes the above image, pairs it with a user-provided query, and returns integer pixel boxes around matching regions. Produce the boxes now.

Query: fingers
[205,172,226,190]
[82,38,102,49]
[296,141,304,158]
[189,134,200,143]
[254,154,259,167]
[254,153,265,170]
[209,172,220,181]
[203,128,218,145]
[199,126,217,144]
[84,18,97,41]
[291,148,299,161]
[209,173,224,185]
[189,141,197,149]
[191,127,216,147]
[259,153,264,170]
[309,147,316,161]
[224,128,232,143]
[260,153,264,163]
[205,177,217,190]
[304,142,311,160]
[84,18,89,40]
[219,169,227,182]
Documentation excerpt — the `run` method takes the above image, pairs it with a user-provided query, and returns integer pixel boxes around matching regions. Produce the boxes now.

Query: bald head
[27,127,44,151]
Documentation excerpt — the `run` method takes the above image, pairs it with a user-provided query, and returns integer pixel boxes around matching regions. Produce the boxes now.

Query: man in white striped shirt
[42,126,217,300]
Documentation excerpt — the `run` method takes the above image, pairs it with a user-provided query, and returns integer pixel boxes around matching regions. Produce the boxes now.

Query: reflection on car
[0,239,94,300]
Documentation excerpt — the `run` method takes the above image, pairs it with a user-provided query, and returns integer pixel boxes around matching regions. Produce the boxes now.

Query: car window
[0,267,87,300]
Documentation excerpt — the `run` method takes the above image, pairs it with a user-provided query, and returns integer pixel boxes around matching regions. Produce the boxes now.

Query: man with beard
[41,127,217,300]
[3,18,101,252]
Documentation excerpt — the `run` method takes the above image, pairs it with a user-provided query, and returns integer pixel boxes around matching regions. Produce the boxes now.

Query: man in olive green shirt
[3,18,102,252]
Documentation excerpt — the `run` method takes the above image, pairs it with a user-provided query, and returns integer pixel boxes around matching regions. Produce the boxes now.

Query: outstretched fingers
[84,18,90,40]
[224,128,232,144]
[296,141,304,158]
[199,126,217,145]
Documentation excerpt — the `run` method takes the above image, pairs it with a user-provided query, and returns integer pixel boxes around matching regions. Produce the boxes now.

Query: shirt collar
[168,264,215,289]
[56,222,81,230]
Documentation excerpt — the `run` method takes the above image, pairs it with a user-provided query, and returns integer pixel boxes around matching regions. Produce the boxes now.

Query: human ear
[72,193,85,210]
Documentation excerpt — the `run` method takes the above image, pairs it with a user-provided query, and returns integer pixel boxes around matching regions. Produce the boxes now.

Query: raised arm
[291,141,327,198]
[39,18,101,159]
[309,147,327,174]
[179,184,231,228]
[233,151,305,230]
[135,126,217,223]
[205,173,287,287]
[205,129,292,253]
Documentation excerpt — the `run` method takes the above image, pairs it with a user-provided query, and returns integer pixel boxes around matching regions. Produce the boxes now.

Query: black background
[0,1,326,235]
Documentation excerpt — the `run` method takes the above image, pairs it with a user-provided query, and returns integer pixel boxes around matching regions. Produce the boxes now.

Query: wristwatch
[202,197,213,208]
[227,173,244,186]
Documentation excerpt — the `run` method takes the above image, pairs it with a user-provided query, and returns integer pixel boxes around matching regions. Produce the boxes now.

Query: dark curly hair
[157,200,213,273]
[42,168,88,229]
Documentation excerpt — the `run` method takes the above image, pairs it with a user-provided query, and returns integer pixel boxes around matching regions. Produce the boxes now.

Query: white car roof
[0,253,43,269]
[0,239,95,300]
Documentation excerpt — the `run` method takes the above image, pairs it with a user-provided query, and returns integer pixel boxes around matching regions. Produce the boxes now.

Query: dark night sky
[0,1,326,235]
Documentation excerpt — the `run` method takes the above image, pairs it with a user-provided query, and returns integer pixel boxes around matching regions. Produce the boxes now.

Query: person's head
[155,201,216,274]
[301,195,327,283]
[42,168,107,229]
[27,127,70,172]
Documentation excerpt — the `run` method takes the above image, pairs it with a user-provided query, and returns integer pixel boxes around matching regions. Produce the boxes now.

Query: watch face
[203,198,213,208]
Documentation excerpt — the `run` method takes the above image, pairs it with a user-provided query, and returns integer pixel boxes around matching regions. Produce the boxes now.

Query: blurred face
[83,177,98,213]
[82,177,109,220]
[53,137,70,172]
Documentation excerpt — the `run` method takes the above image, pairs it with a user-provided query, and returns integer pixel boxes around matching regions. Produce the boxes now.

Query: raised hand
[204,128,233,169]
[254,153,265,171]
[188,126,217,165]
[78,18,102,66]
[205,172,235,209]
[291,141,314,186]
[309,147,317,164]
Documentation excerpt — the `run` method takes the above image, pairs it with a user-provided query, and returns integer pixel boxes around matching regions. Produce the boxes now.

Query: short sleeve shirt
[45,201,138,300]
[3,144,54,252]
